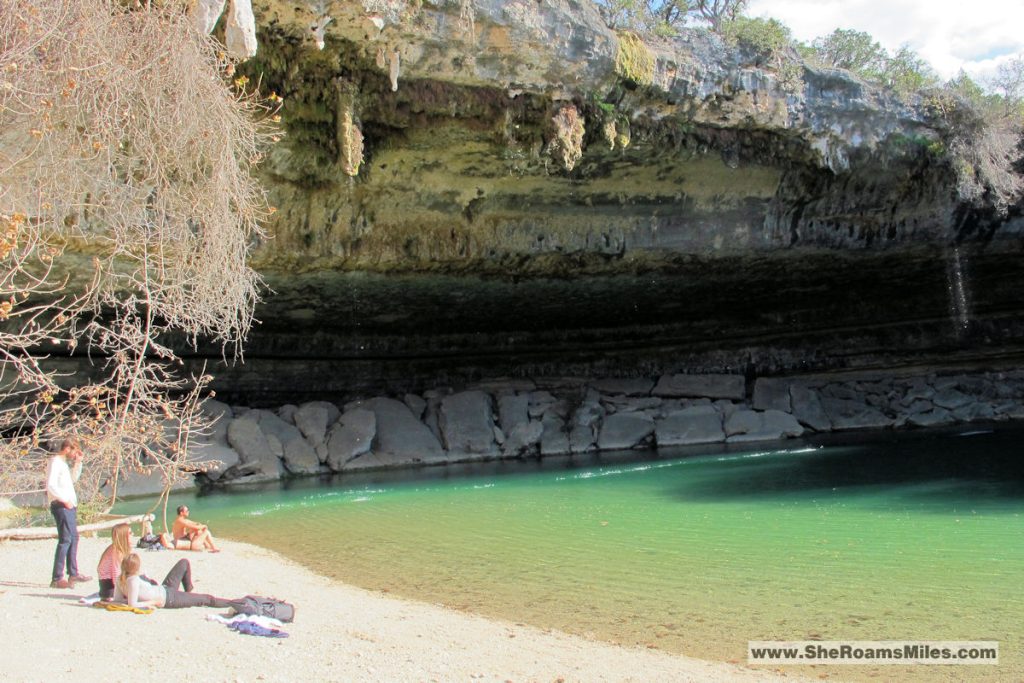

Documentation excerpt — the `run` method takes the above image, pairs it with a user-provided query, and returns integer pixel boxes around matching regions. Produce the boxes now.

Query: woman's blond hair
[111,523,131,560]
[116,553,142,596]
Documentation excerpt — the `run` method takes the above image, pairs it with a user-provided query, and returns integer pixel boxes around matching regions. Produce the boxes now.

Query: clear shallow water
[123,427,1024,680]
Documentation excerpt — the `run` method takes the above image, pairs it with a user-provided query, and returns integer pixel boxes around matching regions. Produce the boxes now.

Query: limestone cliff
[202,0,1024,405]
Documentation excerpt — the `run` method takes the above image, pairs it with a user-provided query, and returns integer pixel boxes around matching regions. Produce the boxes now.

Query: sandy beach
[0,536,801,682]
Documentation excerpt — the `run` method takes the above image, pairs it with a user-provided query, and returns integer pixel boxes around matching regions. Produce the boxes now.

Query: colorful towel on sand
[93,602,153,615]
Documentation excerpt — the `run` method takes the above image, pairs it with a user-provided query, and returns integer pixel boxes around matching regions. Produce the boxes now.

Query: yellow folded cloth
[94,602,153,615]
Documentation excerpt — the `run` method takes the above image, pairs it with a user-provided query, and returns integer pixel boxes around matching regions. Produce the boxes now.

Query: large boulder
[256,410,320,475]
[326,408,377,470]
[104,461,195,498]
[188,442,241,481]
[725,409,805,442]
[652,373,746,400]
[540,414,570,455]
[503,420,544,456]
[590,378,655,396]
[439,390,498,456]
[198,398,233,445]
[597,412,655,450]
[821,397,892,430]
[226,416,285,481]
[752,378,792,412]
[569,402,602,453]
[497,393,530,435]
[790,383,832,431]
[655,406,725,446]
[351,397,446,466]
[293,401,341,451]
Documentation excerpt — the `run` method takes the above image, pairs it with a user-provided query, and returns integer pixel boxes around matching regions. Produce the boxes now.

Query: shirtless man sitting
[171,505,221,553]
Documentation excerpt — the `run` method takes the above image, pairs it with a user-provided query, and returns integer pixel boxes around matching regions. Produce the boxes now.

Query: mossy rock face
[614,31,654,87]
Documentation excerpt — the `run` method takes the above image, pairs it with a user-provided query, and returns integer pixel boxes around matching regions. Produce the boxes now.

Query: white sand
[0,537,801,682]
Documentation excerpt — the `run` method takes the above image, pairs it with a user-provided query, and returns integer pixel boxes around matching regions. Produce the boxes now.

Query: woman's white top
[114,575,166,607]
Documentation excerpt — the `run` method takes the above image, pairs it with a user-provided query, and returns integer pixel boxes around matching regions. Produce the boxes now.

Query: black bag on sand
[230,595,295,623]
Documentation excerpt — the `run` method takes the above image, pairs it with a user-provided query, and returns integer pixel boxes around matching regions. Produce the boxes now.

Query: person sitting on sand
[137,518,173,550]
[96,523,132,600]
[171,505,220,552]
[114,553,232,609]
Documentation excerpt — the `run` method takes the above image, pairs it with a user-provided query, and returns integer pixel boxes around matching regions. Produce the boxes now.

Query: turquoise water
[123,427,1024,680]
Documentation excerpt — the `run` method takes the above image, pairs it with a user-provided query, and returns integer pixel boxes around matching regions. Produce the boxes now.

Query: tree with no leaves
[0,0,274,516]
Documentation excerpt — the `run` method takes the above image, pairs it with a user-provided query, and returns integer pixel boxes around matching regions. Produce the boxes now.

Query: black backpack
[229,595,295,623]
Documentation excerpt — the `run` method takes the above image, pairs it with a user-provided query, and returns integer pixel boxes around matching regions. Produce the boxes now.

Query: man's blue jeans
[50,502,79,581]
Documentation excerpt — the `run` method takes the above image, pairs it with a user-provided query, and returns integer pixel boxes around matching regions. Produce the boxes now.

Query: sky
[746,0,1024,83]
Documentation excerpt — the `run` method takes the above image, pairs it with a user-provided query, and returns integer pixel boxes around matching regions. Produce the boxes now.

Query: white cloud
[746,0,1024,83]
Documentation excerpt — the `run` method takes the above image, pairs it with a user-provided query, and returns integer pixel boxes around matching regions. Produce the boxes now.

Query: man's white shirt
[46,456,80,508]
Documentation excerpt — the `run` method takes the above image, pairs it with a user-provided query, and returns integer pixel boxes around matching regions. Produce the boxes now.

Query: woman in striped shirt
[97,523,132,600]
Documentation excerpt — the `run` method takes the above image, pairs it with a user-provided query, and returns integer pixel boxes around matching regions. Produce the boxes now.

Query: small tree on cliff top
[0,0,275,514]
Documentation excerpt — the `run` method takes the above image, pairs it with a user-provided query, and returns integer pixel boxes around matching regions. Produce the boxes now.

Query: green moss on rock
[615,32,655,87]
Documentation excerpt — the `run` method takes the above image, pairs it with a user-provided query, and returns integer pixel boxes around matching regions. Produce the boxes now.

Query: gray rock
[199,399,233,445]
[107,466,195,498]
[403,393,427,420]
[256,410,319,475]
[188,443,240,481]
[540,415,570,455]
[226,417,285,480]
[905,399,933,415]
[725,409,804,443]
[326,408,376,470]
[761,410,805,438]
[294,401,341,448]
[712,399,740,419]
[569,423,597,453]
[277,404,298,425]
[423,393,444,443]
[590,378,654,396]
[822,383,861,401]
[907,408,953,428]
[352,397,446,465]
[601,396,663,412]
[470,378,537,393]
[498,393,530,434]
[265,433,283,459]
[655,406,724,446]
[598,412,655,450]
[440,390,498,456]
[752,378,791,412]
[724,409,762,437]
[952,402,996,422]
[653,373,746,400]
[503,420,544,456]
[932,388,973,410]
[994,401,1024,419]
[790,383,832,431]
[822,398,892,430]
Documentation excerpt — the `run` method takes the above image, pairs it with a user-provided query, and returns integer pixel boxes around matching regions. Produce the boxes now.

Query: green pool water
[124,427,1024,680]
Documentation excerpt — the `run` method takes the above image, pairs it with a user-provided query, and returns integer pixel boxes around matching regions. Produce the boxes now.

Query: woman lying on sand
[114,553,234,609]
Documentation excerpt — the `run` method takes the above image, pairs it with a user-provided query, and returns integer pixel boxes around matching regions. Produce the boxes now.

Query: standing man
[46,438,91,589]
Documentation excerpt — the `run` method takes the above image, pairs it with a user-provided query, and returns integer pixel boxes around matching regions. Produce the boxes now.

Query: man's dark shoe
[69,574,92,584]
[50,578,71,589]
